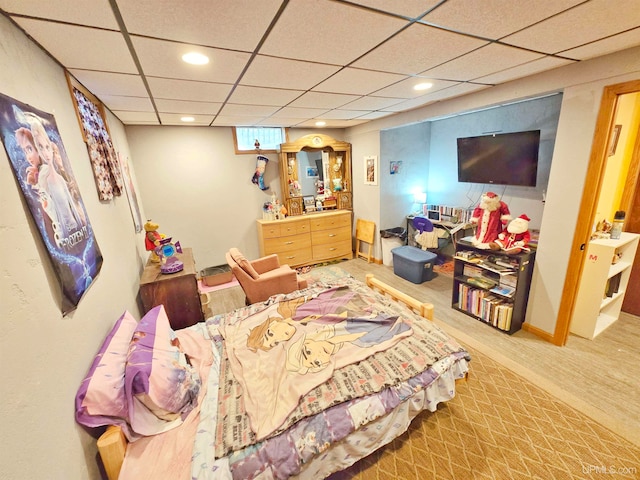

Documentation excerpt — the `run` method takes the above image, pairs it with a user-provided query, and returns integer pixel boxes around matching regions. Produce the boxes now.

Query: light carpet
[327,343,640,480]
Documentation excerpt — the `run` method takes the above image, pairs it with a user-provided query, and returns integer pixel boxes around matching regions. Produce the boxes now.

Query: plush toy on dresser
[470,192,511,249]
[144,220,165,262]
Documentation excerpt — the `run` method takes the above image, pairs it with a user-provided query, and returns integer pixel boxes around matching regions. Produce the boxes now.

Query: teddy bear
[493,214,531,253]
[144,220,165,262]
[470,192,511,249]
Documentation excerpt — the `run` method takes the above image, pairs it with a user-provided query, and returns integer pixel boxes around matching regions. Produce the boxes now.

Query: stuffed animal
[494,214,531,253]
[144,220,165,262]
[470,191,511,249]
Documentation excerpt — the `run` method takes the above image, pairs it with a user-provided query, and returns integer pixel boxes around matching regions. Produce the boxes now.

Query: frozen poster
[0,92,103,314]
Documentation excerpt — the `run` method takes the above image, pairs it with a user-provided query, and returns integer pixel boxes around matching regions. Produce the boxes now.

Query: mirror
[279,134,352,216]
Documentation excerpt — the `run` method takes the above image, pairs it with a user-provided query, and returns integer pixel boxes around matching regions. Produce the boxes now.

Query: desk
[406,215,474,250]
[139,247,203,330]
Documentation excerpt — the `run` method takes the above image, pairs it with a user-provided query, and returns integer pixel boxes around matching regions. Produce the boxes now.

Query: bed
[78,269,470,480]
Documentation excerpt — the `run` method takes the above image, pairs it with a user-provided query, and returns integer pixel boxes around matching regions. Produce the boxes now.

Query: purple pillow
[124,305,200,436]
[75,311,137,437]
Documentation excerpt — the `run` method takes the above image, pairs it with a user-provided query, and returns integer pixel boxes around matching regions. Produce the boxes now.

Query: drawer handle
[286,255,295,259]
[328,234,336,237]
[329,247,336,251]
[285,241,294,245]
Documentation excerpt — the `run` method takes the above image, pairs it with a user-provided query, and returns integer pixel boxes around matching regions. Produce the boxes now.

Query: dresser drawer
[309,212,351,231]
[311,225,351,246]
[312,239,352,261]
[280,219,310,236]
[260,223,281,239]
[276,248,313,267]
[264,232,311,254]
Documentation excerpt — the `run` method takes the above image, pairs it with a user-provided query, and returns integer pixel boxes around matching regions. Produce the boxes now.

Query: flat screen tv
[457,130,540,187]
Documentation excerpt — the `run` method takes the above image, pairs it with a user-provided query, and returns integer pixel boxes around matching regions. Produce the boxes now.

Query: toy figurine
[494,214,531,253]
[470,192,511,249]
[144,220,165,262]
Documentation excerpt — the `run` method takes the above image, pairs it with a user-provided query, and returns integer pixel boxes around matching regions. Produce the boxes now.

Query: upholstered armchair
[225,248,308,305]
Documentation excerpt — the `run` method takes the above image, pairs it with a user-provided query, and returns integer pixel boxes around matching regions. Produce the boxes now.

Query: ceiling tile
[558,28,640,60]
[384,82,490,111]
[112,111,160,125]
[259,0,409,65]
[269,106,330,119]
[218,104,280,117]
[68,70,148,97]
[312,67,408,95]
[241,56,341,90]
[352,23,488,74]
[117,0,283,51]
[372,78,459,98]
[12,19,137,73]
[146,77,233,103]
[340,96,405,111]
[472,56,574,84]
[158,113,215,125]
[98,95,154,112]
[503,0,640,54]
[421,43,544,81]
[154,99,222,115]
[132,36,251,83]
[318,109,371,120]
[212,115,270,126]
[0,0,118,29]
[255,117,306,127]
[421,0,584,39]
[357,110,398,120]
[226,85,304,106]
[288,92,361,109]
[347,0,442,19]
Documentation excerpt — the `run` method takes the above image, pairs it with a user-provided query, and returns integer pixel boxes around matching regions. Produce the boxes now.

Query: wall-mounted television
[457,130,540,187]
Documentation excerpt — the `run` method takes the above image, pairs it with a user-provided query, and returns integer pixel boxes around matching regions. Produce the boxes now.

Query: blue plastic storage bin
[391,246,437,284]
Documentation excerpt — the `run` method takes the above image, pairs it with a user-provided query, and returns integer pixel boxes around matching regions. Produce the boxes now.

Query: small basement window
[233,127,288,154]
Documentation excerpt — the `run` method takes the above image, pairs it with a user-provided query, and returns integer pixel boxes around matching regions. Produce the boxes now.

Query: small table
[139,247,204,330]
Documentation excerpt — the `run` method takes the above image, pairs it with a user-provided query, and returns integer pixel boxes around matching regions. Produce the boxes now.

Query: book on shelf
[500,274,518,288]
[467,276,497,290]
[490,285,516,297]
[463,264,484,278]
[605,272,622,298]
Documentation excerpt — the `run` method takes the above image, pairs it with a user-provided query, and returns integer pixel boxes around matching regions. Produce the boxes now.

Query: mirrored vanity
[255,134,354,268]
[278,133,352,216]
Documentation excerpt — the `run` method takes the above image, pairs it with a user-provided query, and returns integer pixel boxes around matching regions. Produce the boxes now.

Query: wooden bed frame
[97,274,438,479]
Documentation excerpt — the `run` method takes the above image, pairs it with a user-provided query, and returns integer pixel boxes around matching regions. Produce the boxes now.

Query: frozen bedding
[84,269,470,480]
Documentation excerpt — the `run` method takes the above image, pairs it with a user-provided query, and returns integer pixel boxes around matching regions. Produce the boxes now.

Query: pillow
[75,310,138,438]
[229,247,259,279]
[125,305,201,436]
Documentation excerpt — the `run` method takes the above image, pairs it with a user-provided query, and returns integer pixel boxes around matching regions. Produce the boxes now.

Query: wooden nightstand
[139,247,203,330]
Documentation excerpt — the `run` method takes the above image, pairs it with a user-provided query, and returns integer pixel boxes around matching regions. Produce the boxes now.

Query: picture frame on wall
[305,166,318,178]
[364,155,378,185]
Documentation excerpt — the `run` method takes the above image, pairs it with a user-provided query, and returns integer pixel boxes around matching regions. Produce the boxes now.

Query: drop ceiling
[1,0,639,127]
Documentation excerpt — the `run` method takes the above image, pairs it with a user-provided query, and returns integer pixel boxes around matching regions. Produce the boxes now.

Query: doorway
[554,79,640,346]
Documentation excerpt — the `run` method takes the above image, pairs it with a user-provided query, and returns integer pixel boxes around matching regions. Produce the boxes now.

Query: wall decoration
[0,92,103,314]
[364,155,378,185]
[119,152,143,233]
[608,124,622,156]
[67,73,123,201]
[305,166,319,178]
[390,160,402,174]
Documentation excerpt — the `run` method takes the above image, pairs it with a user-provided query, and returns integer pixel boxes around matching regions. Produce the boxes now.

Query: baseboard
[521,322,555,343]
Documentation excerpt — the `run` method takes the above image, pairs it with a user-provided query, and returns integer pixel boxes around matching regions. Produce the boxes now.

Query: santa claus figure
[494,214,531,253]
[470,192,511,249]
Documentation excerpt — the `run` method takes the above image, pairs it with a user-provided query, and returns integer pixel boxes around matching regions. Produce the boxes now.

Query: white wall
[0,16,146,479]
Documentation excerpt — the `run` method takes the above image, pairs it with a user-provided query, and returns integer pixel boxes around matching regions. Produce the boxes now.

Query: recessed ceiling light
[181,116,195,122]
[181,52,209,65]
[414,82,433,91]
[315,121,326,127]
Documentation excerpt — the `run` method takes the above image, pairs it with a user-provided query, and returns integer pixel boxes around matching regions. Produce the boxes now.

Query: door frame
[553,79,640,346]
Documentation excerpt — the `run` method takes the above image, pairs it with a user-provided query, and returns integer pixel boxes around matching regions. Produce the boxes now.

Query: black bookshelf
[451,239,535,334]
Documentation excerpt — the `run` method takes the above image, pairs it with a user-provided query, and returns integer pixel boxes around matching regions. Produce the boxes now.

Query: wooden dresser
[257,210,353,267]
[139,247,203,330]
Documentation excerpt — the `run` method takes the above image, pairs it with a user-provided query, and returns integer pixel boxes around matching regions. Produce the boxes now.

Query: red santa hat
[518,214,531,222]
[484,191,498,198]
